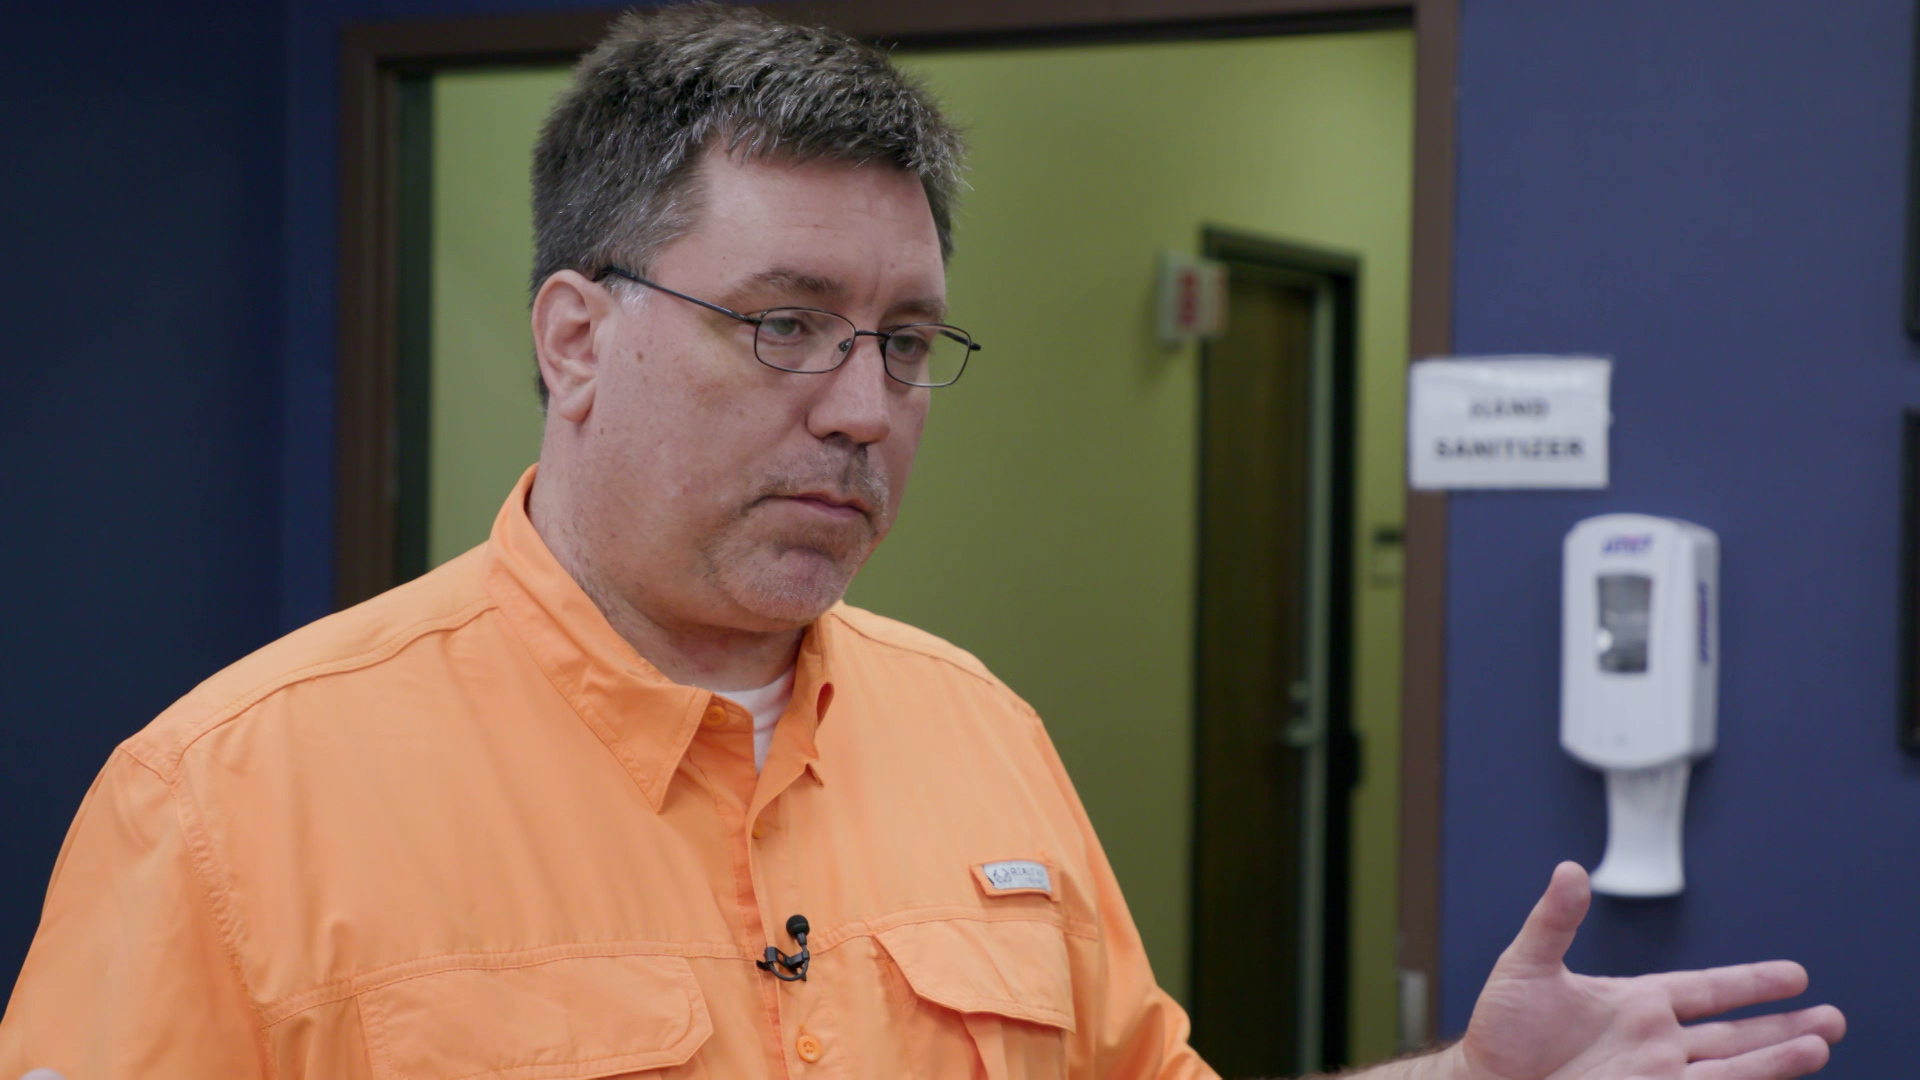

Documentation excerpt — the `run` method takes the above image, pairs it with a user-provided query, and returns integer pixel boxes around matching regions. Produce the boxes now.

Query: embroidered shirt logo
[980,859,1052,894]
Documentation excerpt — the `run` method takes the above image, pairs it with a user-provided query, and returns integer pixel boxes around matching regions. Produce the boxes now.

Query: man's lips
[770,492,872,519]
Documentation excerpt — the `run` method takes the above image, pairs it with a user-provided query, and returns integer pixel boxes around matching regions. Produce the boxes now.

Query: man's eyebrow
[741,267,843,300]
[740,268,948,322]
[890,296,948,322]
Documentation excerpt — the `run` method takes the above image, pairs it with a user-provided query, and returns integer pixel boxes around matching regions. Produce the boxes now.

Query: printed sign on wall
[1156,251,1226,346]
[1408,356,1611,490]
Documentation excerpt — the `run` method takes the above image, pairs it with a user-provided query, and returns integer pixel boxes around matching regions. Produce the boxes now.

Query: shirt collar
[483,465,838,810]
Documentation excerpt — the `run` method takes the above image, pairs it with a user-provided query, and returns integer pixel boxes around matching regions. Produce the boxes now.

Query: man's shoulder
[824,603,1034,715]
[122,546,499,775]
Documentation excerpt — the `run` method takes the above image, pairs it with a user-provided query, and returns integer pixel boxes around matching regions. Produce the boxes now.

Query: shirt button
[751,819,768,840]
[796,1033,823,1063]
[701,704,727,728]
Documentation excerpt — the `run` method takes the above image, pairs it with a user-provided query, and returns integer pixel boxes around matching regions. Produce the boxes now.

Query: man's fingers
[1684,1033,1830,1080]
[1684,1005,1846,1060]
[1497,861,1590,972]
[1650,960,1810,1022]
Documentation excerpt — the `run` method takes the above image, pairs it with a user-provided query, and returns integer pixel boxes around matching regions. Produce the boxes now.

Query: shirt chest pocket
[356,953,713,1080]
[875,919,1076,1080]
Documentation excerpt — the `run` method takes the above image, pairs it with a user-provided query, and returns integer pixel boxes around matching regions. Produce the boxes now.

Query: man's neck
[574,565,801,691]
[528,474,802,691]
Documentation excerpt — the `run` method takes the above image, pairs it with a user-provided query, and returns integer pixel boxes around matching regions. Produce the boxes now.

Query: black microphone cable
[757,914,810,981]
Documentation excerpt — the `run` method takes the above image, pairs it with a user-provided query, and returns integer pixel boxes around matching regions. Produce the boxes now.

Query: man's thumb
[1499,861,1591,972]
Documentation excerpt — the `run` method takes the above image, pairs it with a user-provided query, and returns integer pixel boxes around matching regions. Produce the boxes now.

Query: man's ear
[531,270,617,423]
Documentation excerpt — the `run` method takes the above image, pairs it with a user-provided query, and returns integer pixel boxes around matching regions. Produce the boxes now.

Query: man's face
[565,151,944,634]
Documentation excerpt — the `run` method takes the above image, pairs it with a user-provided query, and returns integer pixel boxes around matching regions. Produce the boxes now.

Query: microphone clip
[756,914,810,982]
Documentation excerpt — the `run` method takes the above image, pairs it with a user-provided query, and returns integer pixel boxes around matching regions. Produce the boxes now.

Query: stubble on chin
[701,452,894,625]
[701,510,882,626]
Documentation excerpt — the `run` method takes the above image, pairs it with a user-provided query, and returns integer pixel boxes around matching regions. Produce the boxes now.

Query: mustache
[748,449,889,519]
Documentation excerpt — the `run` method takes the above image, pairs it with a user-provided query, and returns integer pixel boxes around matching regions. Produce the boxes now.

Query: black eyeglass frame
[593,266,979,388]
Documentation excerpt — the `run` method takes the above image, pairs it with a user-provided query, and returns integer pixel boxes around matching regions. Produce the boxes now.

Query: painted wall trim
[1401,0,1457,1045]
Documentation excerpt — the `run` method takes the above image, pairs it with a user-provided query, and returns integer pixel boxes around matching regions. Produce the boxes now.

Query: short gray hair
[531,4,966,363]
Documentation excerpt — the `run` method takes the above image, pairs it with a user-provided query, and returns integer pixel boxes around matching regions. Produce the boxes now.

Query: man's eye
[887,331,932,360]
[761,315,808,340]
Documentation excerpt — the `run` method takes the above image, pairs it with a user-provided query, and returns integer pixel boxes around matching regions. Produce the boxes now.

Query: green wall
[428,68,554,567]
[426,32,1412,1062]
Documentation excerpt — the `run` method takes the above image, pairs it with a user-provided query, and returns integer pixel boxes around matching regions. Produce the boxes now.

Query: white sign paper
[1155,251,1226,346]
[1408,356,1611,490]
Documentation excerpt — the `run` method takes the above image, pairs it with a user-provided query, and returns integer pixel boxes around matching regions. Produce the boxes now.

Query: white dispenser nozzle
[1561,514,1717,898]
[1590,761,1690,896]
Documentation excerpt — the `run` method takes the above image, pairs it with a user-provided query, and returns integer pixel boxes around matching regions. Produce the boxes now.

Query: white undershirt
[717,667,795,772]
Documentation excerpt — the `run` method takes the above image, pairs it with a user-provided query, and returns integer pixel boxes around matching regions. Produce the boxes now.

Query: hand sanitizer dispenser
[1561,514,1718,897]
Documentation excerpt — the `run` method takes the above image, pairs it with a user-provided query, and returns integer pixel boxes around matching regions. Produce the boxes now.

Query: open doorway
[334,1,1456,1061]
[1191,232,1357,1075]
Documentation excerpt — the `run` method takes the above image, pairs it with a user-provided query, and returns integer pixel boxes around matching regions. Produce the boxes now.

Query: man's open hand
[1453,862,1844,1080]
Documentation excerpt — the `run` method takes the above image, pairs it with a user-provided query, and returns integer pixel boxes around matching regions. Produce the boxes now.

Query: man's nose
[805,334,896,446]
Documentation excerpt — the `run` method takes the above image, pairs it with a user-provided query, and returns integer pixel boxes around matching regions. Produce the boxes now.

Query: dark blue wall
[0,3,289,986]
[1444,1,1918,1073]
[0,0,623,995]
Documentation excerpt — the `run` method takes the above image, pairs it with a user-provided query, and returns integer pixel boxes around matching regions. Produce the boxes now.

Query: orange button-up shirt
[2,468,1215,1080]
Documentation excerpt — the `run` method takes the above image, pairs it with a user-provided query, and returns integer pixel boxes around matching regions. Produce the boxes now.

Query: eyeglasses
[594,266,979,388]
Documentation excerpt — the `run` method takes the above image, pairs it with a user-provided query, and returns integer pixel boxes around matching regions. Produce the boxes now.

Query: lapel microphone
[757,914,810,981]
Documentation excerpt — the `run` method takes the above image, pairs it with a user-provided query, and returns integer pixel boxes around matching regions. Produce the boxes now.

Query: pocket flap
[876,919,1076,1033]
[359,953,713,1080]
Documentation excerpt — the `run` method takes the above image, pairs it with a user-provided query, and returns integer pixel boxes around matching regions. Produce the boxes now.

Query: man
[0,5,1843,1078]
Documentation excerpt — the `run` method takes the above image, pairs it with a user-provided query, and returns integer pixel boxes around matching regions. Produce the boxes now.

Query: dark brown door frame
[335,0,1455,1042]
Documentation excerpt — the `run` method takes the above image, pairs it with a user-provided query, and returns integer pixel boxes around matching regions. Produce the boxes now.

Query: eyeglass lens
[754,308,971,388]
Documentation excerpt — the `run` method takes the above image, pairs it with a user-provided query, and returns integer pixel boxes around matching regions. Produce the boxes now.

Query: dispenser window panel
[1597,573,1653,674]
